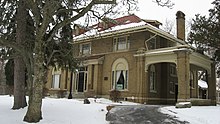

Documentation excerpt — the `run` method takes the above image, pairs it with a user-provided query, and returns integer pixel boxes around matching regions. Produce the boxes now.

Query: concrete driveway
[106,105,189,124]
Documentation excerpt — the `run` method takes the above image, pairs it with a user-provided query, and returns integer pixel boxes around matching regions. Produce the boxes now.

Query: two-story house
[46,11,216,105]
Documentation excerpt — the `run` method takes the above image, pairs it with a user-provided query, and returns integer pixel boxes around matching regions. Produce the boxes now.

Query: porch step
[72,93,85,98]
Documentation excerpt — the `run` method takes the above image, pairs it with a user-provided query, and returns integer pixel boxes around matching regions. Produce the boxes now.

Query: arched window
[52,68,61,89]
[112,58,128,90]
[150,65,156,91]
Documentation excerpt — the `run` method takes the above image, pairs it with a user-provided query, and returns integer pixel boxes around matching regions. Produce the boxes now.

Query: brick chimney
[176,11,185,41]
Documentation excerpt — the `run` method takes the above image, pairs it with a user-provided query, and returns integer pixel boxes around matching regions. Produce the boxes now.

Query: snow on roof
[73,21,147,41]
[198,80,208,89]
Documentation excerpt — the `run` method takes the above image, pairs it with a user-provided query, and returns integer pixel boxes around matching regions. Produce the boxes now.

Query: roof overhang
[71,24,186,45]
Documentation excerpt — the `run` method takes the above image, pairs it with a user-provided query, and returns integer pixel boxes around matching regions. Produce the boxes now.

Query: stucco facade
[46,12,216,105]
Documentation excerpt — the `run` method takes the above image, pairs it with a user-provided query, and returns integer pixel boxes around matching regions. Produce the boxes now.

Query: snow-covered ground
[160,105,220,124]
[0,95,220,124]
[0,95,137,124]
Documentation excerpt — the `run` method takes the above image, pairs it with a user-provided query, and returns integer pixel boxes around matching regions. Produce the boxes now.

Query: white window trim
[113,35,130,51]
[111,58,129,91]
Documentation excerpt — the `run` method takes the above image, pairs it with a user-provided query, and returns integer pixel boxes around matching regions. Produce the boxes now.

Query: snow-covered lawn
[0,95,137,124]
[160,105,220,124]
[1,95,220,124]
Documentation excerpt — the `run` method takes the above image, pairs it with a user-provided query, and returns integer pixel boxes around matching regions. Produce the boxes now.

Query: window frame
[80,42,91,55]
[147,34,157,50]
[169,81,175,94]
[170,64,177,77]
[111,58,129,91]
[149,65,157,92]
[51,67,61,89]
[113,35,130,51]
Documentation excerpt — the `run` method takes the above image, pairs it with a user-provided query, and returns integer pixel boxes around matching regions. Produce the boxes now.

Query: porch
[135,45,216,105]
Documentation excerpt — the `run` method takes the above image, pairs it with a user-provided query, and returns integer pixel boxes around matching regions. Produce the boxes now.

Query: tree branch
[25,0,42,26]
[154,0,174,8]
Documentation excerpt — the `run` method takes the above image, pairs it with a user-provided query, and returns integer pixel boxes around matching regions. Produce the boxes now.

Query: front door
[76,67,88,92]
[78,72,84,92]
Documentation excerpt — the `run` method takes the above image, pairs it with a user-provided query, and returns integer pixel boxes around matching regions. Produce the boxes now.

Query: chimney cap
[176,11,185,19]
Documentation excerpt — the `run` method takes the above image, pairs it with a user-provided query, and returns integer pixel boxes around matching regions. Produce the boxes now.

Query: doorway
[76,67,88,92]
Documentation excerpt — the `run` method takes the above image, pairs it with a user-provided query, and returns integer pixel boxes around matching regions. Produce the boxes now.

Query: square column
[136,48,147,103]
[176,50,190,102]
[208,63,216,105]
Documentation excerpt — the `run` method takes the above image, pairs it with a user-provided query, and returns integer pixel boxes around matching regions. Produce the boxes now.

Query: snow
[160,105,220,124]
[0,95,137,124]
[198,79,208,89]
[178,102,191,105]
[73,21,146,41]
[1,95,220,124]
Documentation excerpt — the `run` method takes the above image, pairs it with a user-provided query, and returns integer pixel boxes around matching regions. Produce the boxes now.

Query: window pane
[116,71,125,90]
[82,43,90,55]
[117,37,126,50]
[52,74,60,89]
[150,65,156,91]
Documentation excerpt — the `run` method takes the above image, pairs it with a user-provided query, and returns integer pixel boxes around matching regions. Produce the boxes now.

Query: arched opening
[147,62,178,105]
[112,58,128,90]
[190,64,209,99]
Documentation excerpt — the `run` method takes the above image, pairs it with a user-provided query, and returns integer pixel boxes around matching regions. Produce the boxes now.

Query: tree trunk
[23,40,45,123]
[12,0,27,109]
[12,57,27,109]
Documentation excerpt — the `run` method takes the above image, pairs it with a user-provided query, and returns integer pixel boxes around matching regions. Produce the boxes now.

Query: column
[136,48,146,103]
[176,50,190,102]
[208,63,216,105]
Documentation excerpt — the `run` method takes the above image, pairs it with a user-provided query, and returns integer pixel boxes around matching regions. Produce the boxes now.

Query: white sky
[136,0,213,26]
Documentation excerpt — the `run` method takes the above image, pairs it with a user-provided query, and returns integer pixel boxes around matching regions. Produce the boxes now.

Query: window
[52,67,61,89]
[147,35,157,50]
[150,65,156,92]
[170,64,177,76]
[112,58,128,90]
[113,36,130,51]
[80,43,91,55]
[169,81,175,94]
[190,71,194,88]
[52,74,60,89]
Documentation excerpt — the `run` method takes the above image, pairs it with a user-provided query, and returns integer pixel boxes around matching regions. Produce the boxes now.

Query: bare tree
[154,0,174,8]
[162,19,175,35]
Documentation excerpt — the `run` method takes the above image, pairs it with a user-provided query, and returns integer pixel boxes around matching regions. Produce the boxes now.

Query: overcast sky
[136,0,213,25]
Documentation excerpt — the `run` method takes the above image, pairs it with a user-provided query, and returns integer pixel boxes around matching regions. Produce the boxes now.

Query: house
[46,11,216,105]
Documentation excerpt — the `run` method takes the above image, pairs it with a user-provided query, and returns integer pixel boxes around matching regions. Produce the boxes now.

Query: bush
[110,89,120,102]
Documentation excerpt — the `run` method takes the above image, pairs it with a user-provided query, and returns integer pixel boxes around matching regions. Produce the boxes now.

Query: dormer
[100,17,118,30]
[73,24,89,36]
[142,19,162,28]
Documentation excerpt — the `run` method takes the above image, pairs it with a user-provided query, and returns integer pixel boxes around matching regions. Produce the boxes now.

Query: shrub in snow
[84,98,90,104]
[110,90,121,102]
